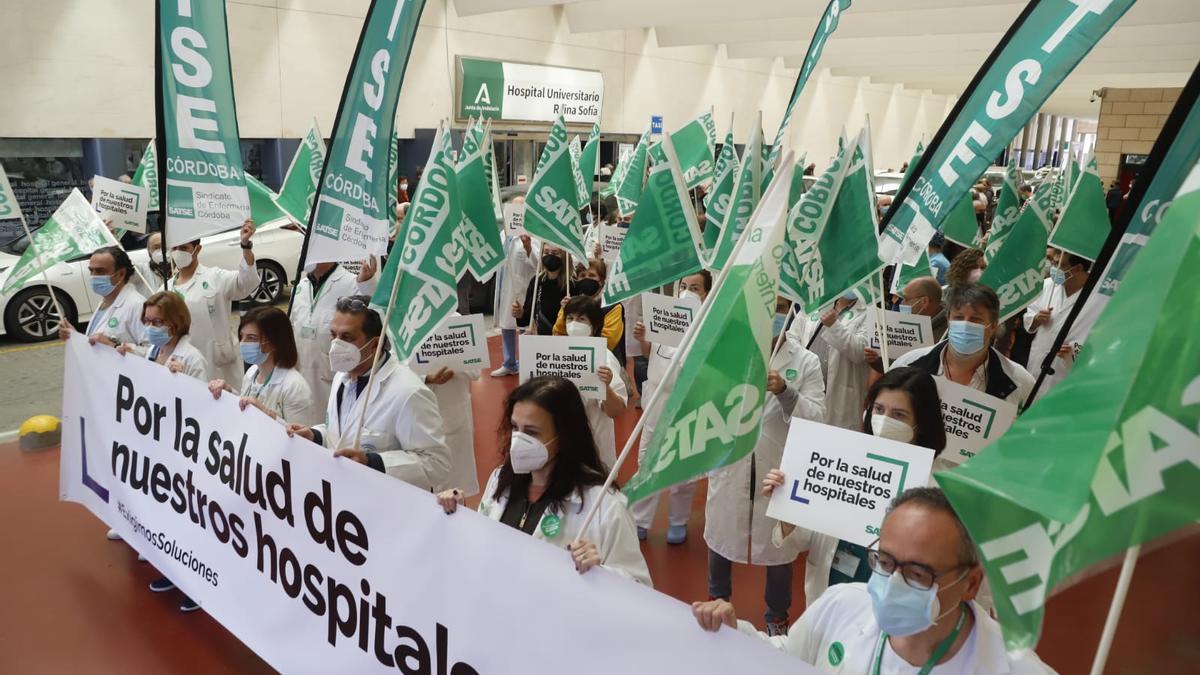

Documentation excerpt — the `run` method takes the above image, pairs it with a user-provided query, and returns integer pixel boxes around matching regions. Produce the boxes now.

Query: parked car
[0,221,303,342]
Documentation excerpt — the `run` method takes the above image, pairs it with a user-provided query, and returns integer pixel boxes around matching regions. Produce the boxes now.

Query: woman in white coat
[817,292,872,430]
[436,376,651,586]
[704,300,826,636]
[491,196,539,377]
[423,314,482,496]
[208,306,314,425]
[562,296,627,468]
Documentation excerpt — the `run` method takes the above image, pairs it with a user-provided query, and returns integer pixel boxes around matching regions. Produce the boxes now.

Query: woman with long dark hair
[436,376,650,586]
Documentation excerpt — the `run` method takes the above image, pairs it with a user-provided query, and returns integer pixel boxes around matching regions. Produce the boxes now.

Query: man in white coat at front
[167,219,261,384]
[286,296,450,492]
[289,260,378,425]
[817,292,872,430]
[491,196,539,377]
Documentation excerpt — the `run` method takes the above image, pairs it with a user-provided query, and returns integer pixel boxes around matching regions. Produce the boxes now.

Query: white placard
[91,175,149,233]
[766,418,935,547]
[867,309,935,358]
[641,292,699,348]
[59,334,805,674]
[519,334,607,400]
[599,223,626,262]
[503,201,526,236]
[407,313,490,375]
[933,376,1019,467]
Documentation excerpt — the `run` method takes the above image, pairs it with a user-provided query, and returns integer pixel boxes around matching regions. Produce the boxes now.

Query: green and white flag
[387,128,402,238]
[708,115,763,270]
[1048,153,1108,261]
[703,121,739,252]
[482,120,503,225]
[372,126,461,361]
[890,142,937,294]
[602,137,705,305]
[246,174,292,227]
[274,120,326,227]
[158,0,249,246]
[600,147,631,199]
[523,117,587,261]
[781,126,882,313]
[457,122,506,281]
[941,192,983,249]
[307,0,426,264]
[614,130,650,216]
[648,109,718,189]
[579,123,601,186]
[778,158,816,303]
[130,142,160,212]
[2,190,119,294]
[984,157,1024,264]
[625,155,795,504]
[978,180,1054,321]
[938,156,1200,652]
[568,135,590,211]
[0,161,23,222]
[879,0,1135,266]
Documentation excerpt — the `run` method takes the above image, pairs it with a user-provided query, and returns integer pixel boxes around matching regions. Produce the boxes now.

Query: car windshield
[1,234,30,256]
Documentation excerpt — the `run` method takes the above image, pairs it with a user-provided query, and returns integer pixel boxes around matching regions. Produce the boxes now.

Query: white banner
[406,313,490,375]
[503,201,525,236]
[599,223,626,263]
[640,292,699,348]
[766,419,935,547]
[518,334,606,400]
[59,335,804,673]
[867,310,935,358]
[91,175,149,234]
[932,377,1018,467]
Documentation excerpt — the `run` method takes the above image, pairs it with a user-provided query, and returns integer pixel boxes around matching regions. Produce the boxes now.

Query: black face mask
[574,278,601,296]
[541,254,563,272]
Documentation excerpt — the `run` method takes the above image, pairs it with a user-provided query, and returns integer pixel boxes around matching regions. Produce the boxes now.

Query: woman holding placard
[434,376,651,586]
[762,366,947,609]
[560,295,627,468]
[206,306,315,425]
[551,258,626,365]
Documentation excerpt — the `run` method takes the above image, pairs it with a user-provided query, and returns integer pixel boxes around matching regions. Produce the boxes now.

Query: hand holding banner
[91,176,150,234]
[641,292,700,348]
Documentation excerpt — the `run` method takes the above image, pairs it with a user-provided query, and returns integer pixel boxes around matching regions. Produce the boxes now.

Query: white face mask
[149,249,164,264]
[679,289,701,302]
[510,431,552,474]
[303,261,318,275]
[967,268,983,283]
[169,249,194,269]
[328,338,366,373]
[565,320,592,337]
[871,413,915,444]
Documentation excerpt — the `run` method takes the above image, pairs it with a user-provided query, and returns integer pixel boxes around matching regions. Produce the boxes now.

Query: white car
[0,221,304,342]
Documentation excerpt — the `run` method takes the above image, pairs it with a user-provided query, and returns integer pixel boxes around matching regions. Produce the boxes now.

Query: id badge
[831,549,861,578]
[300,325,318,340]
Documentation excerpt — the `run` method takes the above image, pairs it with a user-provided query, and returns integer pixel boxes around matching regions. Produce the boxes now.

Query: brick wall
[1095,87,1182,185]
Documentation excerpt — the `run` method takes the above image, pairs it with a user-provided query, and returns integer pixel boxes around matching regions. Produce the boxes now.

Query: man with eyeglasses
[692,487,1054,673]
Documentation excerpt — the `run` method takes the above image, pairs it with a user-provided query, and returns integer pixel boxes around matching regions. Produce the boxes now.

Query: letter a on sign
[475,83,491,105]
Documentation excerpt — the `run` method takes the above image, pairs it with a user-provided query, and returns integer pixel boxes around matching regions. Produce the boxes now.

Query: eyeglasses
[866,543,971,591]
[143,318,167,328]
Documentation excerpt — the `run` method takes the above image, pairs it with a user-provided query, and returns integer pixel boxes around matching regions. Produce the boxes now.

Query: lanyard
[243,367,275,399]
[307,273,333,315]
[872,605,968,675]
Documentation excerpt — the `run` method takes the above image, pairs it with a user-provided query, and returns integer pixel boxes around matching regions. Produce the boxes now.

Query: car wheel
[4,287,77,342]
[250,260,286,305]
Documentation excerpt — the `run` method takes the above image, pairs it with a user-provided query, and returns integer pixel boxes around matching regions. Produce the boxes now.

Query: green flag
[2,190,119,295]
[273,120,326,227]
[708,116,764,270]
[523,117,587,261]
[569,134,590,211]
[1048,153,1109,261]
[457,123,506,281]
[601,137,705,306]
[614,130,650,216]
[482,120,503,225]
[937,156,1200,652]
[625,155,794,504]
[778,157,816,304]
[648,110,718,189]
[978,180,1054,321]
[371,127,461,360]
[246,174,292,226]
[984,157,1024,264]
[890,142,936,294]
[941,192,983,249]
[703,122,739,252]
[130,142,160,212]
[579,123,601,186]
[386,128,401,238]
[600,146,631,199]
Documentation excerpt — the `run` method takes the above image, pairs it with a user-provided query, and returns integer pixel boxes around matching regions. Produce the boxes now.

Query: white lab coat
[818,303,872,431]
[145,335,210,382]
[892,342,1035,407]
[704,335,826,566]
[239,365,314,425]
[1022,278,1086,401]
[290,266,378,424]
[631,341,695,528]
[313,358,450,492]
[168,260,259,384]
[493,235,539,331]
[429,368,481,498]
[584,349,627,469]
[85,283,145,346]
[476,468,652,586]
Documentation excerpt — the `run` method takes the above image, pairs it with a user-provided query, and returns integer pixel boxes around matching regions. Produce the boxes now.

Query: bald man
[867,276,946,372]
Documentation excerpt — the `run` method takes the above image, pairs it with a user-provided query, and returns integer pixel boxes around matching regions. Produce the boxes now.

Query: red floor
[1,335,1197,673]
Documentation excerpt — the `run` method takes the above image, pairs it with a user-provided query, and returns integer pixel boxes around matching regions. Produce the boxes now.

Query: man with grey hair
[890,283,1034,406]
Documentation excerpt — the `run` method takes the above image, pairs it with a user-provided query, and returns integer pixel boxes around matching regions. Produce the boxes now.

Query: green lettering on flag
[600,146,630,199]
[457,122,505,281]
[569,135,590,211]
[482,120,504,225]
[1048,153,1109,261]
[601,137,705,306]
[779,157,815,304]
[614,131,650,217]
[274,120,326,227]
[648,110,718,189]
[978,180,1054,321]
[625,156,795,504]
[307,0,426,264]
[709,116,764,270]
[704,121,739,252]
[159,0,249,246]
[2,190,119,295]
[879,0,1135,266]
[387,127,401,239]
[984,157,1024,264]
[523,117,587,261]
[937,156,1200,652]
[131,142,160,212]
[890,142,937,294]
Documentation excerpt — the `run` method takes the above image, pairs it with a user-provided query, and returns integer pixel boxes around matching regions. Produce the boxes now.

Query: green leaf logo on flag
[984,157,1024,264]
[704,121,739,252]
[2,190,119,295]
[1048,153,1109,261]
[648,110,718,190]
[709,116,764,270]
[131,142,159,212]
[274,120,326,226]
[979,180,1055,320]
[457,123,505,281]
[523,117,587,261]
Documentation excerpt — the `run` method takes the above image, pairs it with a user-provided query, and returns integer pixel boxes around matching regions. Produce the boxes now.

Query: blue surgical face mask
[1049,266,1067,285]
[144,326,170,347]
[868,569,965,637]
[772,312,788,337]
[90,274,115,297]
[240,341,267,365]
[842,290,858,302]
[897,303,913,315]
[947,320,987,356]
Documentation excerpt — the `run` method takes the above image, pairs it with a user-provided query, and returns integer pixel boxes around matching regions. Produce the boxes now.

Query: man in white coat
[167,219,260,384]
[289,260,378,424]
[1022,251,1092,401]
[492,197,539,377]
[286,296,450,492]
[817,292,872,430]
[421,313,481,497]
[59,245,144,346]
[704,303,826,636]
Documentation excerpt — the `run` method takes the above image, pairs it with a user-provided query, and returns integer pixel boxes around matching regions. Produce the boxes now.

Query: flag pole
[15,212,68,328]
[526,254,544,335]
[1088,545,1141,675]
[350,260,404,450]
[875,270,892,370]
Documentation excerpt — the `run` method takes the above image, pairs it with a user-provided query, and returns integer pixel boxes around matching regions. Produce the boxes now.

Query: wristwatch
[240,241,253,250]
